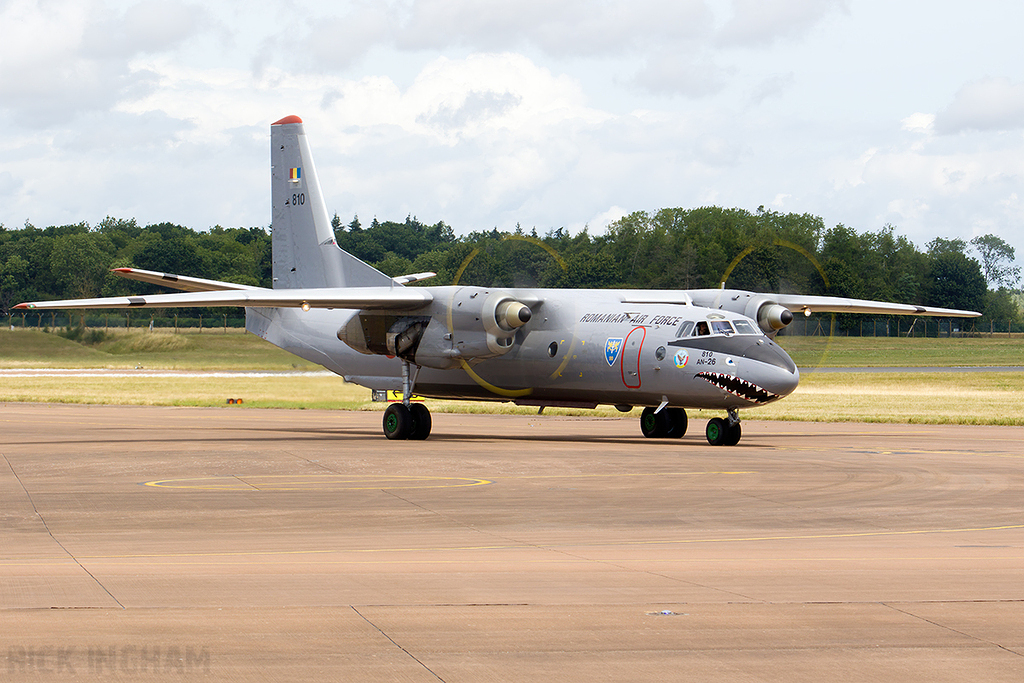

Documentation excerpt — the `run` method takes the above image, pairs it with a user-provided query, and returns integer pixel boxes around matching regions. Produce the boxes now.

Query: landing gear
[383,403,414,440]
[640,407,687,438]
[706,409,741,446]
[382,361,432,440]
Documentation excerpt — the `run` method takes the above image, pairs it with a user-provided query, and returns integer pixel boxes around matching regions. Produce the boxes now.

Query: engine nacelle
[690,290,795,336]
[337,287,533,370]
[758,303,794,332]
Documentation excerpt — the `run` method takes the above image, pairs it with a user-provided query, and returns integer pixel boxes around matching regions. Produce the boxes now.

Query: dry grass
[3,371,1023,425]
[0,328,318,370]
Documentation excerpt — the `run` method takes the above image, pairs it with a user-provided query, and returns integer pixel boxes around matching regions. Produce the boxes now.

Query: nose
[770,363,800,398]
[742,337,797,374]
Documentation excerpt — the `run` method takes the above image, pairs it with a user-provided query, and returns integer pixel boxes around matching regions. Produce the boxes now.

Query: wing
[15,287,433,311]
[771,294,981,318]
[110,267,258,292]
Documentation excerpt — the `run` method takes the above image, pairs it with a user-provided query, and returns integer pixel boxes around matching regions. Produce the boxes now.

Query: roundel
[674,350,689,368]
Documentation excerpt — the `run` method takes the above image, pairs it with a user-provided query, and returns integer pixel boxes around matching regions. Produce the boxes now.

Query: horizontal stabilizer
[392,272,436,285]
[111,268,257,292]
[15,287,433,311]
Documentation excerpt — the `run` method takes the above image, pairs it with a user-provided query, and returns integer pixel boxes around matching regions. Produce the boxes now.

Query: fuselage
[247,286,800,411]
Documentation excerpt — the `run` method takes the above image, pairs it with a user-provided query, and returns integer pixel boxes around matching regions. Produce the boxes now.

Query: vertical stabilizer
[270,116,393,289]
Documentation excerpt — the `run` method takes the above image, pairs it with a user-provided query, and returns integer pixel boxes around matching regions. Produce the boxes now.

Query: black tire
[409,403,432,440]
[383,403,413,440]
[665,408,687,438]
[706,417,727,446]
[722,421,741,446]
[640,407,668,438]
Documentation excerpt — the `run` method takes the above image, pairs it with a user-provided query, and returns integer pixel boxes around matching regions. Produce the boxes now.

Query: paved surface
[1,404,1022,681]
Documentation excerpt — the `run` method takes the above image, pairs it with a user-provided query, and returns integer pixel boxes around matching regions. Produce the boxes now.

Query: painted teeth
[695,371,780,404]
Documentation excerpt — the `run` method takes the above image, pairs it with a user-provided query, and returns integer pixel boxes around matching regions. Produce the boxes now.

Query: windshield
[710,320,734,335]
[732,319,759,335]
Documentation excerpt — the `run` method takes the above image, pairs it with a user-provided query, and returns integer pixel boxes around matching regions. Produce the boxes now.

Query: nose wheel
[706,409,741,446]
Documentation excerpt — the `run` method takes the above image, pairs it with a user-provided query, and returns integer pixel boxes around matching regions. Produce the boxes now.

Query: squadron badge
[605,338,623,366]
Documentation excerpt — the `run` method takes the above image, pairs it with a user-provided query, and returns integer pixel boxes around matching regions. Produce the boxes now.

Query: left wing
[15,287,433,311]
[110,267,258,292]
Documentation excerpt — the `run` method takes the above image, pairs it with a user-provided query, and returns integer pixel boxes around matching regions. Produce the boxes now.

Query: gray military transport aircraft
[17,115,981,445]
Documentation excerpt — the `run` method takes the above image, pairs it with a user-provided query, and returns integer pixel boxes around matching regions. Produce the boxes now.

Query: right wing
[771,294,981,318]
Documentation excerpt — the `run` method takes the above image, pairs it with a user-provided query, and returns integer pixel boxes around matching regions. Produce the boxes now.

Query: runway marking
[2,523,1020,564]
[497,471,755,480]
[141,471,755,491]
[143,474,493,491]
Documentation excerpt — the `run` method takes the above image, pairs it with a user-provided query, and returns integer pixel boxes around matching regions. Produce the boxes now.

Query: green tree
[970,234,1020,288]
[50,233,111,298]
[926,252,987,312]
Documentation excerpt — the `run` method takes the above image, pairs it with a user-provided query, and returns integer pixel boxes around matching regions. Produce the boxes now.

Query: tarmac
[1,403,1022,681]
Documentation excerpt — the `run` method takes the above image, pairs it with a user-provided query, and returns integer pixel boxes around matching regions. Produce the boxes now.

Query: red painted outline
[620,326,645,388]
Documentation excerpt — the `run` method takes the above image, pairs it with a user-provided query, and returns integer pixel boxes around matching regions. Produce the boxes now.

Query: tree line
[2,207,1020,330]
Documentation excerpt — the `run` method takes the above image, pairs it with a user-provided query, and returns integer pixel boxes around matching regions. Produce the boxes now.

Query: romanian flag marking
[289,167,301,181]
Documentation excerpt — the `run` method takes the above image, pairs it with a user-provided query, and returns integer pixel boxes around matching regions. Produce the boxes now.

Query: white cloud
[716,0,849,48]
[901,112,935,135]
[0,0,207,126]
[935,77,1024,134]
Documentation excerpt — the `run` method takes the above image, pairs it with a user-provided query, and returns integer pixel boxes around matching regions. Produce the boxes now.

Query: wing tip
[13,303,29,309]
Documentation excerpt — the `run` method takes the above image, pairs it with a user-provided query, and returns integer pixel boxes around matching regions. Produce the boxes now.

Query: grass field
[2,328,1022,425]
[777,335,1024,368]
[0,328,318,370]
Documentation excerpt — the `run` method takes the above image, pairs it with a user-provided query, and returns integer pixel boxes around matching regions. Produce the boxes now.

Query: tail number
[290,193,306,206]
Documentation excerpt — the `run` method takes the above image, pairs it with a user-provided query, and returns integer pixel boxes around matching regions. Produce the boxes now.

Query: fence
[6,311,247,332]
[782,316,1018,338]
[5,311,1020,338]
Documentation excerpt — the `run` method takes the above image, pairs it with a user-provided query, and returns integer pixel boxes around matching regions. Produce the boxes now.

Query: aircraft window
[655,346,666,361]
[732,320,758,335]
[710,320,734,335]
[676,321,694,338]
[694,321,710,336]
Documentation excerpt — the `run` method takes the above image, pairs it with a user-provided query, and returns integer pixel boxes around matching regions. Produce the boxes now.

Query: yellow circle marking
[447,234,572,398]
[143,474,492,491]
[719,236,836,369]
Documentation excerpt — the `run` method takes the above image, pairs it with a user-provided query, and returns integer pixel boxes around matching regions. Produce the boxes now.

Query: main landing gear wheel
[706,417,741,446]
[383,403,413,440]
[640,407,687,438]
[383,403,433,440]
[409,403,431,440]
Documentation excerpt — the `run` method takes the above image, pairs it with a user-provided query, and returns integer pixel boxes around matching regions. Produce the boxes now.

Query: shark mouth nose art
[695,371,780,404]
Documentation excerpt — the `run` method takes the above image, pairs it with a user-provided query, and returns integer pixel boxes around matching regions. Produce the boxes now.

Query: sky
[1,0,1023,267]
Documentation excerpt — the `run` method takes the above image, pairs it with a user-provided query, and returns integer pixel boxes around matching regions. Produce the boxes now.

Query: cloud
[934,77,1024,134]
[901,113,935,135]
[261,0,720,95]
[748,72,795,105]
[631,51,732,97]
[717,0,849,48]
[82,0,207,59]
[393,0,713,57]
[0,0,207,126]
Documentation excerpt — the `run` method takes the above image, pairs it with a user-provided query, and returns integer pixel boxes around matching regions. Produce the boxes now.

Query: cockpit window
[676,321,694,338]
[710,320,734,335]
[694,321,711,336]
[732,320,758,335]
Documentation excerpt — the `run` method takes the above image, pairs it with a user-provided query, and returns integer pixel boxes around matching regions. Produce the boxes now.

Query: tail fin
[270,115,393,289]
